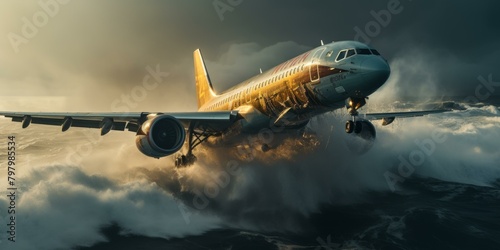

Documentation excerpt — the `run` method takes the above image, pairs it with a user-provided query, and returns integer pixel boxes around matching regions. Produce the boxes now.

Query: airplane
[0,40,449,167]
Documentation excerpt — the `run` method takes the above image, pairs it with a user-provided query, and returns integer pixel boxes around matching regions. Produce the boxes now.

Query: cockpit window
[335,48,381,62]
[346,49,356,58]
[355,48,372,55]
[336,50,346,61]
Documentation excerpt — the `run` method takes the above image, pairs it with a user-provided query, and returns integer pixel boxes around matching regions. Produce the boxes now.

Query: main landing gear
[175,123,218,167]
[175,153,197,167]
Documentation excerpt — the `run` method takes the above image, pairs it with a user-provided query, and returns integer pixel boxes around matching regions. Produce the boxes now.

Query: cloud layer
[1,0,499,105]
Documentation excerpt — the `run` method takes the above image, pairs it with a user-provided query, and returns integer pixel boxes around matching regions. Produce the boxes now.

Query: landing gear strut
[343,97,377,154]
[345,97,367,135]
[346,97,366,117]
[174,123,218,167]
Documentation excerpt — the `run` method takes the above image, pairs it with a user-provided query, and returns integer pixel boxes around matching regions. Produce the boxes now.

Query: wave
[0,166,220,250]
[0,101,499,249]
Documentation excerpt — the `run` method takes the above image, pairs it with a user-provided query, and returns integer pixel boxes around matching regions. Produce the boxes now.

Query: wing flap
[0,110,241,134]
[10,116,128,130]
[362,109,450,120]
[172,111,241,132]
[360,109,451,126]
[2,112,142,122]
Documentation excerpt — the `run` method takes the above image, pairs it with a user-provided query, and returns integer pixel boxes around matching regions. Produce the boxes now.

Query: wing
[0,111,241,134]
[360,109,451,126]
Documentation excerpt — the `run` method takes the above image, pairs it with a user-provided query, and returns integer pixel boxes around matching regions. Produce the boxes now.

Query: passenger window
[336,50,346,61]
[346,49,356,58]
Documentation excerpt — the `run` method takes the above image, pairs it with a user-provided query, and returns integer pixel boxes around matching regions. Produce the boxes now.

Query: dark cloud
[1,0,499,108]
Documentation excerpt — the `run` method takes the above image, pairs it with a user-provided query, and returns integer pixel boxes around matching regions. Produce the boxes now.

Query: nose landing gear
[344,97,375,136]
[345,97,368,134]
[343,97,377,154]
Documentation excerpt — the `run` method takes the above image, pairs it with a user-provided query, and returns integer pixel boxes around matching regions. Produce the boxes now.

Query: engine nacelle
[135,115,186,158]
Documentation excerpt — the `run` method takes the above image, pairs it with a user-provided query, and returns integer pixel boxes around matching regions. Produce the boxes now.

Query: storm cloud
[0,0,499,112]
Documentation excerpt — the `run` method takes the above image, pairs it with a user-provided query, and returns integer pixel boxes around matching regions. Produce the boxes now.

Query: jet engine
[135,115,186,158]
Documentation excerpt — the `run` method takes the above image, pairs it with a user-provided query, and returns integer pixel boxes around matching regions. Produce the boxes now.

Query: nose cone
[360,57,391,85]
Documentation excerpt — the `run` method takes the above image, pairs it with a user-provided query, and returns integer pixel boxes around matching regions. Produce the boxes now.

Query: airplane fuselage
[199,41,391,133]
[1,40,449,167]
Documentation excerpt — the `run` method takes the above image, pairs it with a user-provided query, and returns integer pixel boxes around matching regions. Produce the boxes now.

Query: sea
[0,98,499,250]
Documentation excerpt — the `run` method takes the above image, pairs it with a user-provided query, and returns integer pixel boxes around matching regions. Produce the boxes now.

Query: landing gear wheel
[354,121,363,134]
[345,120,354,134]
[344,120,377,155]
[261,144,271,152]
[175,154,197,167]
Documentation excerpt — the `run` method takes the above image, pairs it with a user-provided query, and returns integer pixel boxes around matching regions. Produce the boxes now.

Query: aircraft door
[309,48,325,83]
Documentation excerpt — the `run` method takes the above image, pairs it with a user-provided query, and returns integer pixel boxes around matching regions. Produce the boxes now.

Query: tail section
[193,49,217,109]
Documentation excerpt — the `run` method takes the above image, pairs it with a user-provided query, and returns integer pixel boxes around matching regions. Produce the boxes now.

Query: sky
[0,0,499,113]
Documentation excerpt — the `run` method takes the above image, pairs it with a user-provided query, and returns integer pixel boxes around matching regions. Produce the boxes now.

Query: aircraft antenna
[320,40,324,46]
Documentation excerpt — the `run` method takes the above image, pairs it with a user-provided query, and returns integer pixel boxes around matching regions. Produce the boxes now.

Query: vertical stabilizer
[193,49,217,109]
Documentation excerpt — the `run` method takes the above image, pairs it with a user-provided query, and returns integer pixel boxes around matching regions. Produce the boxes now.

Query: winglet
[193,49,217,109]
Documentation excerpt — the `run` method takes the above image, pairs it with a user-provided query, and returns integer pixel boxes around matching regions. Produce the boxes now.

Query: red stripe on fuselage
[272,51,312,74]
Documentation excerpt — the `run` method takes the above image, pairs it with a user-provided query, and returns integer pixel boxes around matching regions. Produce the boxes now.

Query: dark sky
[1,0,499,111]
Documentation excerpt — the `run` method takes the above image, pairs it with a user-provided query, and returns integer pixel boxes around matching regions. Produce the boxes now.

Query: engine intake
[136,115,186,158]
